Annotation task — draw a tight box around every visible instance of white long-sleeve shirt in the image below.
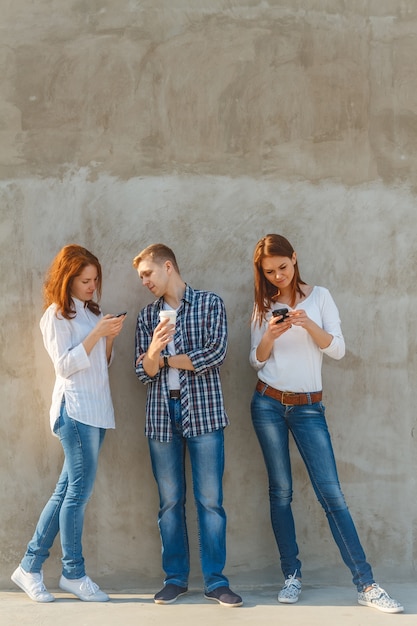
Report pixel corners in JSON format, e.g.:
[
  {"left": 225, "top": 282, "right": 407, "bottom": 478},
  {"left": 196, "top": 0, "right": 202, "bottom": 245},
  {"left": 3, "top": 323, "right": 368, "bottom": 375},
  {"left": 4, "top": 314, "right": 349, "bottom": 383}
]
[
  {"left": 40, "top": 297, "right": 115, "bottom": 433},
  {"left": 250, "top": 286, "right": 345, "bottom": 393}
]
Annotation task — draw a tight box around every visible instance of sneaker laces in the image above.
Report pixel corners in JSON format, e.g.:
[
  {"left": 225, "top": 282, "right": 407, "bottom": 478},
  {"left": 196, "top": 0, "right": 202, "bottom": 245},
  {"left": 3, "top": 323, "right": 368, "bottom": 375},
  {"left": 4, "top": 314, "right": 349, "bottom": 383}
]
[
  {"left": 283, "top": 571, "right": 300, "bottom": 589},
  {"left": 80, "top": 576, "right": 100, "bottom": 596}
]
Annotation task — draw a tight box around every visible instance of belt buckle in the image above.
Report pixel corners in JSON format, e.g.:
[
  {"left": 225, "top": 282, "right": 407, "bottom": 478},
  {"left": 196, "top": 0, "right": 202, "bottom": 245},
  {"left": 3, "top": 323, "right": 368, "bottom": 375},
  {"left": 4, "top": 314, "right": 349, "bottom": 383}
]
[{"left": 281, "top": 391, "right": 294, "bottom": 406}]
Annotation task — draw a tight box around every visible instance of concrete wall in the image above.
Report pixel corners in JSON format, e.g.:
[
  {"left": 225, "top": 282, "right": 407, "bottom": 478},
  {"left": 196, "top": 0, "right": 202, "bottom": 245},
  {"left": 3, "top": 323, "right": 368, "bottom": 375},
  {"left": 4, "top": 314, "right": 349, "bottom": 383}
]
[{"left": 1, "top": 1, "right": 416, "bottom": 590}]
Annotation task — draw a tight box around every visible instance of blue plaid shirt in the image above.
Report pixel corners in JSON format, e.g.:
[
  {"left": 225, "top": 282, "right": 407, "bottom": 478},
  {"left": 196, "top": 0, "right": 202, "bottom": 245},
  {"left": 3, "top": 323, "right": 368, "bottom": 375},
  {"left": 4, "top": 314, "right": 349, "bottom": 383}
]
[{"left": 135, "top": 284, "right": 229, "bottom": 442}]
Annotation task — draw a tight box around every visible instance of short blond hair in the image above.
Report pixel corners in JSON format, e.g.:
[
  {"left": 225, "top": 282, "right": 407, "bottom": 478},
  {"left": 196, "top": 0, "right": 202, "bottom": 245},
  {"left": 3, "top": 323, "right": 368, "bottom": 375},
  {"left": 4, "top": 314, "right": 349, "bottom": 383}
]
[{"left": 132, "top": 243, "right": 180, "bottom": 273}]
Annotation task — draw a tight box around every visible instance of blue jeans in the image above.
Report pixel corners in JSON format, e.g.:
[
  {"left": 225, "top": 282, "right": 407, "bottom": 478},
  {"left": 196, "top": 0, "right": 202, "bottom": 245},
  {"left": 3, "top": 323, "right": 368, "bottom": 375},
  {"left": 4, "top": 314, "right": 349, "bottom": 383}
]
[
  {"left": 21, "top": 401, "right": 105, "bottom": 579},
  {"left": 251, "top": 389, "right": 374, "bottom": 591},
  {"left": 148, "top": 398, "right": 228, "bottom": 592}
]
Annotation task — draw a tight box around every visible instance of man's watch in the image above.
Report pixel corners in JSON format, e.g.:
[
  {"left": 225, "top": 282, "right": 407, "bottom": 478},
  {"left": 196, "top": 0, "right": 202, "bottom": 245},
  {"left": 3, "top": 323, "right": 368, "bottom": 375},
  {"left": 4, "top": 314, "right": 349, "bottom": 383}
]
[{"left": 163, "top": 355, "right": 170, "bottom": 369}]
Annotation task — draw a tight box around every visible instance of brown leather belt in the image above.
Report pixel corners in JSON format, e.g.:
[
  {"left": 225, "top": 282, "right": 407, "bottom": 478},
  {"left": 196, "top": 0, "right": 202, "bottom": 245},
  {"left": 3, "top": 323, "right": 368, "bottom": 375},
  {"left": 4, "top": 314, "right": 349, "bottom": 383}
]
[
  {"left": 169, "top": 389, "right": 181, "bottom": 399},
  {"left": 256, "top": 381, "right": 322, "bottom": 405}
]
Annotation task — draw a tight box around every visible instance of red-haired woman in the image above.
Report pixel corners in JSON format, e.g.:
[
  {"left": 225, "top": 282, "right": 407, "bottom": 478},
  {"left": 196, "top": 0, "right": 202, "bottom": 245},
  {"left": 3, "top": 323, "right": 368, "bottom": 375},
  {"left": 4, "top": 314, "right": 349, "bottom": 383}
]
[
  {"left": 12, "top": 245, "right": 126, "bottom": 603},
  {"left": 250, "top": 234, "right": 403, "bottom": 613}
]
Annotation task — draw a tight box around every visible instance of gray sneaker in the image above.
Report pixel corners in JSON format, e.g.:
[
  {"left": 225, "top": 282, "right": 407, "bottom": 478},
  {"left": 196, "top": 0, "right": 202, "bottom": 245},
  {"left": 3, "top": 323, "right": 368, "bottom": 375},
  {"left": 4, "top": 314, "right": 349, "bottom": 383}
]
[
  {"left": 358, "top": 583, "right": 403, "bottom": 613},
  {"left": 278, "top": 572, "right": 302, "bottom": 604}
]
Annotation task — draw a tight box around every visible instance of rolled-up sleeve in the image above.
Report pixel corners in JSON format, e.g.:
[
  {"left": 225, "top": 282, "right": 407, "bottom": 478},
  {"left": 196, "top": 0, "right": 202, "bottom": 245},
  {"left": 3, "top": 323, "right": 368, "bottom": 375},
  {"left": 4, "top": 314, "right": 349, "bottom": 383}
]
[
  {"left": 249, "top": 318, "right": 268, "bottom": 371},
  {"left": 319, "top": 290, "right": 345, "bottom": 360},
  {"left": 188, "top": 295, "right": 227, "bottom": 375},
  {"left": 134, "top": 310, "right": 160, "bottom": 384}
]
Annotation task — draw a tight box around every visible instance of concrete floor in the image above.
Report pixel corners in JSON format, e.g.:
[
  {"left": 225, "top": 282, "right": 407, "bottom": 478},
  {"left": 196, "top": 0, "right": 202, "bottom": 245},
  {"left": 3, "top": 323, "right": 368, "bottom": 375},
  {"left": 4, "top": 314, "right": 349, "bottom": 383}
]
[{"left": 1, "top": 581, "right": 415, "bottom": 626}]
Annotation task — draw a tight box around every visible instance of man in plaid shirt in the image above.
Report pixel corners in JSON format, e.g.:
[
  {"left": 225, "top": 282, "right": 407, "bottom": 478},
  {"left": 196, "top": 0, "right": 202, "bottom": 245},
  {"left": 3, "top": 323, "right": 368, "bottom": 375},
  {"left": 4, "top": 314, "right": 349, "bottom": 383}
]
[{"left": 133, "top": 243, "right": 242, "bottom": 608}]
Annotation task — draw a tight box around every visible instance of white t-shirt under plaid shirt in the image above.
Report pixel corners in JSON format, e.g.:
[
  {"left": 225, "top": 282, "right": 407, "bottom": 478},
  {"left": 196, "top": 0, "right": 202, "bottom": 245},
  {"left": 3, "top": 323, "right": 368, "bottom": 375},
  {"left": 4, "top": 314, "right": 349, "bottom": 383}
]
[{"left": 135, "top": 284, "right": 230, "bottom": 442}]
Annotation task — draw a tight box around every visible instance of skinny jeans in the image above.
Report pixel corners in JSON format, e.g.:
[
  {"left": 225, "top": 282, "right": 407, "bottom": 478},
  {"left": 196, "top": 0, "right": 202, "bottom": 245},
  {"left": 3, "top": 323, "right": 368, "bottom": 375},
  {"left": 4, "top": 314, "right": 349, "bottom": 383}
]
[
  {"left": 20, "top": 401, "right": 105, "bottom": 579},
  {"left": 251, "top": 389, "right": 374, "bottom": 591}
]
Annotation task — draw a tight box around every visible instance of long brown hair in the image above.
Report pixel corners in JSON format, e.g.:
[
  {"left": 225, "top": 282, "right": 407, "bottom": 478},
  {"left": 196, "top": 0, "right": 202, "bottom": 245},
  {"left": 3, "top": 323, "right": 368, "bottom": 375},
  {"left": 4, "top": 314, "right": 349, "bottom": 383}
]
[
  {"left": 43, "top": 244, "right": 102, "bottom": 319},
  {"left": 252, "top": 234, "right": 306, "bottom": 325}
]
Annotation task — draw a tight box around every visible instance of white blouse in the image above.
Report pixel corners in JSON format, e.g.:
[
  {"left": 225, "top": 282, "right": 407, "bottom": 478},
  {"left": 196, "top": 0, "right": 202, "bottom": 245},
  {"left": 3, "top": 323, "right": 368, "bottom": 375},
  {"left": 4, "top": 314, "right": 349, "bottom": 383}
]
[
  {"left": 250, "top": 286, "right": 345, "bottom": 393},
  {"left": 40, "top": 297, "right": 115, "bottom": 433}
]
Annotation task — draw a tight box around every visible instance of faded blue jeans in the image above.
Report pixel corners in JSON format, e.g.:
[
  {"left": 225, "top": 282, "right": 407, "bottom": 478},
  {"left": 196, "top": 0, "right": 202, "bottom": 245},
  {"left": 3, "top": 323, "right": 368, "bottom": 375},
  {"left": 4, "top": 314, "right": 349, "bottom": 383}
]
[
  {"left": 20, "top": 401, "right": 105, "bottom": 579},
  {"left": 251, "top": 388, "right": 374, "bottom": 591},
  {"left": 148, "top": 398, "right": 228, "bottom": 592}
]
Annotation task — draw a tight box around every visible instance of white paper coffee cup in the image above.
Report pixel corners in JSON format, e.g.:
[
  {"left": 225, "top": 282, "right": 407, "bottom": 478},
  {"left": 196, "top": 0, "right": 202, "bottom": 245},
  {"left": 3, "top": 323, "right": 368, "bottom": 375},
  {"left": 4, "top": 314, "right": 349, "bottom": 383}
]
[{"left": 159, "top": 309, "right": 177, "bottom": 326}]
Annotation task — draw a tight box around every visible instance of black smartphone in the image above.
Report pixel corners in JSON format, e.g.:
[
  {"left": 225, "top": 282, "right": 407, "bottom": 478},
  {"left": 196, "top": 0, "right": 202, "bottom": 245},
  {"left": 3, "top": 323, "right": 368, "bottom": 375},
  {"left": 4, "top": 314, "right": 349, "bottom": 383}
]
[
  {"left": 115, "top": 311, "right": 127, "bottom": 317},
  {"left": 272, "top": 308, "right": 289, "bottom": 323}
]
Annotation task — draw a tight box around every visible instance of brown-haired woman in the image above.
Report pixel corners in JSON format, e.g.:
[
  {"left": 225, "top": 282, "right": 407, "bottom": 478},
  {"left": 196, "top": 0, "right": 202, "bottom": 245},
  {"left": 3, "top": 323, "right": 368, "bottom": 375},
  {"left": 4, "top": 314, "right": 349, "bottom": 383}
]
[
  {"left": 12, "top": 244, "right": 126, "bottom": 603},
  {"left": 250, "top": 234, "right": 403, "bottom": 613}
]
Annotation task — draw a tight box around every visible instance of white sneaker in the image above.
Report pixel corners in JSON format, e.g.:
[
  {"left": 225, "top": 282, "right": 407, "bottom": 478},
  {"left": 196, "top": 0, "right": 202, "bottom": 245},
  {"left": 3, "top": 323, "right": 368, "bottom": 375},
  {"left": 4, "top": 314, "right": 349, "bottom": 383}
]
[
  {"left": 59, "top": 575, "right": 109, "bottom": 602},
  {"left": 358, "top": 583, "right": 403, "bottom": 613},
  {"left": 11, "top": 566, "right": 55, "bottom": 603},
  {"left": 278, "top": 571, "right": 302, "bottom": 604}
]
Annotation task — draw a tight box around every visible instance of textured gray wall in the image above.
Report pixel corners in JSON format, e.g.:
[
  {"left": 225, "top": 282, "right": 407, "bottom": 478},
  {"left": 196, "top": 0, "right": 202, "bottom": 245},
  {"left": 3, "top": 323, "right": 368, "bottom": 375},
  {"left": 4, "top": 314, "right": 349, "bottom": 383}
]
[{"left": 1, "top": 1, "right": 416, "bottom": 590}]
